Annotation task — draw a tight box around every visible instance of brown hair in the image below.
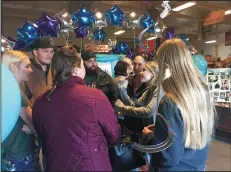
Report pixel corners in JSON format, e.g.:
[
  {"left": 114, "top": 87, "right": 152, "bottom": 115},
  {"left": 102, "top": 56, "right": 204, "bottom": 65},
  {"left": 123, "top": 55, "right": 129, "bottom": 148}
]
[
  {"left": 45, "top": 46, "right": 82, "bottom": 101},
  {"left": 135, "top": 52, "right": 154, "bottom": 62},
  {"left": 114, "top": 60, "right": 130, "bottom": 77},
  {"left": 144, "top": 61, "right": 159, "bottom": 86}
]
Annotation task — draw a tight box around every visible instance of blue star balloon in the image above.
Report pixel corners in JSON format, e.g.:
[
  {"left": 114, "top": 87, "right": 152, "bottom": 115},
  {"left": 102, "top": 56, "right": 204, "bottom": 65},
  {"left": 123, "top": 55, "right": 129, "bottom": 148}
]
[
  {"left": 178, "top": 34, "right": 189, "bottom": 44},
  {"left": 93, "top": 29, "right": 106, "bottom": 42},
  {"left": 116, "top": 41, "right": 128, "bottom": 54},
  {"left": 140, "top": 13, "right": 155, "bottom": 33},
  {"left": 106, "top": 5, "right": 124, "bottom": 26},
  {"left": 35, "top": 12, "right": 61, "bottom": 37},
  {"left": 13, "top": 39, "right": 26, "bottom": 50},
  {"left": 165, "top": 32, "right": 175, "bottom": 40},
  {"left": 16, "top": 21, "right": 40, "bottom": 46},
  {"left": 72, "top": 8, "right": 95, "bottom": 29},
  {"left": 164, "top": 28, "right": 176, "bottom": 40},
  {"left": 74, "top": 27, "right": 89, "bottom": 38},
  {"left": 127, "top": 48, "right": 136, "bottom": 59}
]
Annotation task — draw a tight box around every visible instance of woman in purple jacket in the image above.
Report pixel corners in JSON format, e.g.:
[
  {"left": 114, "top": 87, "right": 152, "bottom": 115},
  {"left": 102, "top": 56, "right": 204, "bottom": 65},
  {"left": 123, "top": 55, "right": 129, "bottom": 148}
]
[{"left": 32, "top": 46, "right": 121, "bottom": 171}]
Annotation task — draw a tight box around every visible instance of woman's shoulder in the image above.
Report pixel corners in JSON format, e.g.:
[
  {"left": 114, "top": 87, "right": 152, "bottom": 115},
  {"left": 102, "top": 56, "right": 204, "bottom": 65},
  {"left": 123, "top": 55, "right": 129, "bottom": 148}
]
[{"left": 158, "top": 96, "right": 182, "bottom": 120}]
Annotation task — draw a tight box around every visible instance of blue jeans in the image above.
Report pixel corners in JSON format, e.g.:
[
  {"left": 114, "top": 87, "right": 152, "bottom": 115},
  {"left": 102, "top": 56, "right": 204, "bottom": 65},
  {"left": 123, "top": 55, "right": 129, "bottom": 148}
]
[{"left": 3, "top": 150, "right": 41, "bottom": 171}]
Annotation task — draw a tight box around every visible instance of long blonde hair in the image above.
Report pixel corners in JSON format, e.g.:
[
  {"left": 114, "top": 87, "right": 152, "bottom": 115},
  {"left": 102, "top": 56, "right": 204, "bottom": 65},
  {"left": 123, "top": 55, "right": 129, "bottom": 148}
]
[
  {"left": 2, "top": 50, "right": 29, "bottom": 70},
  {"left": 157, "top": 38, "right": 216, "bottom": 150},
  {"left": 144, "top": 61, "right": 159, "bottom": 86}
]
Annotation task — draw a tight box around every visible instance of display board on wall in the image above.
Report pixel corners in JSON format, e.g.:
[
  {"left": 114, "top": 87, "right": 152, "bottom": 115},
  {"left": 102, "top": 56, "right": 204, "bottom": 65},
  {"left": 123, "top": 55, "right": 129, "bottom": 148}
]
[{"left": 207, "top": 68, "right": 231, "bottom": 105}]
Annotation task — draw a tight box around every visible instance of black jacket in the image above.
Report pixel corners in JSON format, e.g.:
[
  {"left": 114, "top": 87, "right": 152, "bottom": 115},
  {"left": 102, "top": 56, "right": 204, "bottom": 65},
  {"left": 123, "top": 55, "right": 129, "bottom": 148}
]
[{"left": 85, "top": 68, "right": 113, "bottom": 100}]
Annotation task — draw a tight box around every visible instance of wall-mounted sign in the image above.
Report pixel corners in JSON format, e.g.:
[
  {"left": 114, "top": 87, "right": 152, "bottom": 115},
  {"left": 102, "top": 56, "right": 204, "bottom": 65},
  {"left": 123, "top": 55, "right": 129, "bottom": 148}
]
[
  {"left": 85, "top": 44, "right": 109, "bottom": 53},
  {"left": 225, "top": 31, "right": 231, "bottom": 46},
  {"left": 203, "top": 10, "right": 225, "bottom": 26}
]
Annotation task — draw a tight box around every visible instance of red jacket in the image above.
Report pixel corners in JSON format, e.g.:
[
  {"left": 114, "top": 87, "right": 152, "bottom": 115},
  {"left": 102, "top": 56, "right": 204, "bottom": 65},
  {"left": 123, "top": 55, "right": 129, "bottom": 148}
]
[{"left": 33, "top": 76, "right": 121, "bottom": 171}]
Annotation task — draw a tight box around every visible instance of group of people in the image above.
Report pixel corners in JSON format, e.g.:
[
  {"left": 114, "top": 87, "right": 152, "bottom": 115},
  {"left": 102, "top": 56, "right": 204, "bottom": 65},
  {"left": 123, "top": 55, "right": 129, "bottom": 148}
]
[{"left": 1, "top": 37, "right": 216, "bottom": 171}]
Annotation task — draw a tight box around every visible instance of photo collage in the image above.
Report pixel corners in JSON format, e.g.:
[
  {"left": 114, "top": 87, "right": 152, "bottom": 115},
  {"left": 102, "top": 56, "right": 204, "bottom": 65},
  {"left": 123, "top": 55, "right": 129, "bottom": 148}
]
[{"left": 207, "top": 69, "right": 231, "bottom": 104}]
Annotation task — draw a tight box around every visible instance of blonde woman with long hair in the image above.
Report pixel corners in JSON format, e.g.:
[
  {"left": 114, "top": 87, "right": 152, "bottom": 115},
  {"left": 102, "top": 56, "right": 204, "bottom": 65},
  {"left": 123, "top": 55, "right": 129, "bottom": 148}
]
[
  {"left": 149, "top": 39, "right": 216, "bottom": 171},
  {"left": 115, "top": 38, "right": 216, "bottom": 171},
  {"left": 2, "top": 50, "right": 41, "bottom": 171}
]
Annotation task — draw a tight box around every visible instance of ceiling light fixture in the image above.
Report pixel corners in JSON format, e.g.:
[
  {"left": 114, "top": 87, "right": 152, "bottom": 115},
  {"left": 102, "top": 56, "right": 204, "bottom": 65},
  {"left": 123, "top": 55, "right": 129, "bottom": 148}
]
[
  {"left": 130, "top": 11, "right": 136, "bottom": 18},
  {"left": 155, "top": 28, "right": 161, "bottom": 32},
  {"left": 225, "top": 9, "right": 231, "bottom": 15},
  {"left": 172, "top": 2, "right": 196, "bottom": 12},
  {"left": 160, "top": 1, "right": 171, "bottom": 19},
  {"left": 205, "top": 40, "right": 216, "bottom": 44},
  {"left": 62, "top": 13, "right": 68, "bottom": 18},
  {"left": 114, "top": 29, "right": 126, "bottom": 35},
  {"left": 95, "top": 11, "right": 103, "bottom": 19}
]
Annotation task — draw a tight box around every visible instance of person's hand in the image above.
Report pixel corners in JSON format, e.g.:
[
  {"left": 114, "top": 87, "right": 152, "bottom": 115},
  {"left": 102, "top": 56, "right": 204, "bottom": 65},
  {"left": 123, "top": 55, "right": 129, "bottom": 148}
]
[
  {"left": 142, "top": 127, "right": 153, "bottom": 135},
  {"left": 114, "top": 99, "right": 125, "bottom": 116},
  {"left": 22, "top": 124, "right": 34, "bottom": 134}
]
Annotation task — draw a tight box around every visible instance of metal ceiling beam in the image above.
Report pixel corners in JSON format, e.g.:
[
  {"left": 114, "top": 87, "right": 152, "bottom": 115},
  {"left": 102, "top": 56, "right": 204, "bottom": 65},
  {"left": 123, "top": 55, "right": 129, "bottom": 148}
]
[{"left": 167, "top": 12, "right": 204, "bottom": 21}]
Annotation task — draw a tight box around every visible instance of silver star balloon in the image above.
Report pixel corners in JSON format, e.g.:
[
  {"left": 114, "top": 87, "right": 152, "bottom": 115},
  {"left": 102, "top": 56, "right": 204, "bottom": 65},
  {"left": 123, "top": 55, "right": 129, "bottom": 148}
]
[
  {"left": 1, "top": 36, "right": 15, "bottom": 52},
  {"left": 107, "top": 38, "right": 117, "bottom": 48},
  {"left": 155, "top": 20, "right": 167, "bottom": 32},
  {"left": 55, "top": 8, "right": 74, "bottom": 34},
  {"left": 94, "top": 10, "right": 108, "bottom": 29},
  {"left": 126, "top": 11, "right": 141, "bottom": 29}
]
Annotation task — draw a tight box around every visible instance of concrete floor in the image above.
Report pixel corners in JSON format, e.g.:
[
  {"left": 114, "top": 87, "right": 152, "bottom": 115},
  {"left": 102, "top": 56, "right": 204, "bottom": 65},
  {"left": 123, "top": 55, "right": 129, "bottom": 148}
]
[{"left": 206, "top": 139, "right": 231, "bottom": 171}]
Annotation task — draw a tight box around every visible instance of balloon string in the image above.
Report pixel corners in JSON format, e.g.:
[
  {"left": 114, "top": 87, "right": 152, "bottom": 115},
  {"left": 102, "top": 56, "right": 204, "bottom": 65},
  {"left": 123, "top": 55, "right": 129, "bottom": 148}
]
[
  {"left": 114, "top": 27, "right": 117, "bottom": 43},
  {"left": 81, "top": 38, "right": 83, "bottom": 51},
  {"left": 133, "top": 28, "right": 136, "bottom": 49}
]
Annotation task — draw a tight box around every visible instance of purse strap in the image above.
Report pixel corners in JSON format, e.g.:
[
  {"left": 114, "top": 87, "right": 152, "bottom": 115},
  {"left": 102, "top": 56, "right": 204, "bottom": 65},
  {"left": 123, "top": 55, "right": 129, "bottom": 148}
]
[{"left": 132, "top": 53, "right": 174, "bottom": 153}]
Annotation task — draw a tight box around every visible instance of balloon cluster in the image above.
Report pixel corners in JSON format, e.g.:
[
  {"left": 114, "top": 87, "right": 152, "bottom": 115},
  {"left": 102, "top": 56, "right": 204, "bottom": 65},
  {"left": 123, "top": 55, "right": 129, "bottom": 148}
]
[{"left": 3, "top": 2, "right": 194, "bottom": 56}]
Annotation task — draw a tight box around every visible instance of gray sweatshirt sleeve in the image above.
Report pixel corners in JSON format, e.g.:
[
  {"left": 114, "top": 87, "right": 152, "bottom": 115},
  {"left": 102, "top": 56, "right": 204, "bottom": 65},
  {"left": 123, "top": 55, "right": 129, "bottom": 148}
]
[{"left": 114, "top": 86, "right": 161, "bottom": 118}]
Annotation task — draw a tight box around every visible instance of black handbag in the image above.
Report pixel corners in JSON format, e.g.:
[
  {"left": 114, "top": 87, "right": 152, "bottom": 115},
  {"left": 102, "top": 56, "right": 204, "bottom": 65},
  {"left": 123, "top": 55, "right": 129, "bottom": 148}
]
[
  {"left": 108, "top": 113, "right": 173, "bottom": 171},
  {"left": 109, "top": 140, "right": 146, "bottom": 171},
  {"left": 109, "top": 59, "right": 174, "bottom": 171}
]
